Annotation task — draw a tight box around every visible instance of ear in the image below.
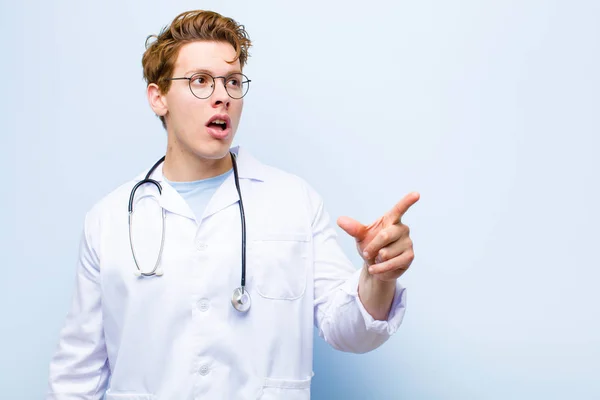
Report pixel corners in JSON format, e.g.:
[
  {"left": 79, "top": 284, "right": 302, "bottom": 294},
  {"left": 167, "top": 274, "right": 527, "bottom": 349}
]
[{"left": 147, "top": 83, "right": 168, "bottom": 118}]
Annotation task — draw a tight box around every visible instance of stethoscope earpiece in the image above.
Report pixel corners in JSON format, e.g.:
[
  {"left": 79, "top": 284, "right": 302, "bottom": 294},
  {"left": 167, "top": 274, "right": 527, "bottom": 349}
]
[{"left": 128, "top": 151, "right": 251, "bottom": 312}]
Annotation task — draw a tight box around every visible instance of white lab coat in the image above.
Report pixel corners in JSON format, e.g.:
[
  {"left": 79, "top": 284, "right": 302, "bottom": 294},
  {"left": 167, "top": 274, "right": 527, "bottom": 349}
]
[{"left": 47, "top": 146, "right": 407, "bottom": 400}]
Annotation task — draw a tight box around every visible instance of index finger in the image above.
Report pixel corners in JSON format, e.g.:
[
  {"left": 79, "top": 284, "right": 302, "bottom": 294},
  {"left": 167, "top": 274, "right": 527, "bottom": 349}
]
[{"left": 387, "top": 192, "right": 420, "bottom": 222}]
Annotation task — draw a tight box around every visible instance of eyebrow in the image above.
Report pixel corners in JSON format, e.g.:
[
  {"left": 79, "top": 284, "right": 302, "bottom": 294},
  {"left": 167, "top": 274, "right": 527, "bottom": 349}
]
[{"left": 184, "top": 68, "right": 242, "bottom": 76}]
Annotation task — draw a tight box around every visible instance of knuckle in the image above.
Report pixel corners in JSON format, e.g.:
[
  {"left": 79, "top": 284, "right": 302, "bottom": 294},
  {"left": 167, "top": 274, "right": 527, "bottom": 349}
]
[{"left": 380, "top": 231, "right": 389, "bottom": 242}]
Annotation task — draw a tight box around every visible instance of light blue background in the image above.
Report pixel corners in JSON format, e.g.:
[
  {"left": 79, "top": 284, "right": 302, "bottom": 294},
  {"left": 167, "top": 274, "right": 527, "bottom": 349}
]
[{"left": 1, "top": 0, "right": 599, "bottom": 399}]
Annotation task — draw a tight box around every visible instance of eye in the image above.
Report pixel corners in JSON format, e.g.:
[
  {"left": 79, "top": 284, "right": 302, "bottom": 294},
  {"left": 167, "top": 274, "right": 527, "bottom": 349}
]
[
  {"left": 190, "top": 73, "right": 211, "bottom": 87},
  {"left": 227, "top": 77, "right": 240, "bottom": 87}
]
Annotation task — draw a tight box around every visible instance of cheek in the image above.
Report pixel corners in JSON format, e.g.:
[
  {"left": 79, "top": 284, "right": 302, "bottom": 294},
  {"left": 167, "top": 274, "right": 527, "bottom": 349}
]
[
  {"left": 171, "top": 97, "right": 209, "bottom": 125},
  {"left": 231, "top": 101, "right": 244, "bottom": 127}
]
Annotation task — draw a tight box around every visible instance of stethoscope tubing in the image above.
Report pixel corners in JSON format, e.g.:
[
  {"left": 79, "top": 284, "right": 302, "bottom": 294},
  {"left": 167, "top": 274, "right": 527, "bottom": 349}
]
[{"left": 127, "top": 152, "right": 249, "bottom": 310}]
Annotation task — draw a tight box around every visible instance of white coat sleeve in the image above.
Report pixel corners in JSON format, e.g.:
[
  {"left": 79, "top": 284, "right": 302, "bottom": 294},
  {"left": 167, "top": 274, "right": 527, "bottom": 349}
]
[
  {"left": 309, "top": 186, "right": 407, "bottom": 354},
  {"left": 47, "top": 210, "right": 110, "bottom": 399}
]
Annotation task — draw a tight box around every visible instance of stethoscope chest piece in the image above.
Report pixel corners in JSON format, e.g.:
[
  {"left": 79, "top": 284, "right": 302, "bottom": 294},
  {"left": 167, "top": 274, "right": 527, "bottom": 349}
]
[{"left": 231, "top": 287, "right": 251, "bottom": 312}]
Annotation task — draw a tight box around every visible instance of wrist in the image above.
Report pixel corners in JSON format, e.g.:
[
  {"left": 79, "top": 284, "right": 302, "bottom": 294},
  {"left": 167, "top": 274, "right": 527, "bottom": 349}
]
[
  {"left": 358, "top": 264, "right": 397, "bottom": 321},
  {"left": 361, "top": 263, "right": 396, "bottom": 291}
]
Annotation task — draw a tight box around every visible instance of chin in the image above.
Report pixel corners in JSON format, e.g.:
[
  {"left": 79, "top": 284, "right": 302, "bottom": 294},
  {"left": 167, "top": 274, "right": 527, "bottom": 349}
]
[{"left": 192, "top": 138, "right": 234, "bottom": 160}]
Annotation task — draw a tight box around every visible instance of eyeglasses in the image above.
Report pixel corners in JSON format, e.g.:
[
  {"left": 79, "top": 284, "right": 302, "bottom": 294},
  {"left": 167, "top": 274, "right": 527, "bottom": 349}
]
[{"left": 166, "top": 72, "right": 251, "bottom": 100}]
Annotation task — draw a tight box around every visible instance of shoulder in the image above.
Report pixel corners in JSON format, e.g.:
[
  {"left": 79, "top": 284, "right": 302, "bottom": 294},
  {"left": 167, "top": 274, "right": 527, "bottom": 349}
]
[
  {"left": 252, "top": 157, "right": 322, "bottom": 204},
  {"left": 84, "top": 169, "right": 147, "bottom": 230},
  {"left": 242, "top": 150, "right": 324, "bottom": 223}
]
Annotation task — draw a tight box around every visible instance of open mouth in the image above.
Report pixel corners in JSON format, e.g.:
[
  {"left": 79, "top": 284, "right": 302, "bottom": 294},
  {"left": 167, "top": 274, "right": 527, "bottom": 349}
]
[
  {"left": 207, "top": 119, "right": 228, "bottom": 131},
  {"left": 206, "top": 115, "right": 231, "bottom": 131}
]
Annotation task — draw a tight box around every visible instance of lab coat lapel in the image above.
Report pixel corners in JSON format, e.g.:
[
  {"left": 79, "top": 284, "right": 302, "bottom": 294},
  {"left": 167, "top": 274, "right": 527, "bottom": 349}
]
[
  {"left": 136, "top": 147, "right": 266, "bottom": 222},
  {"left": 158, "top": 182, "right": 195, "bottom": 220},
  {"left": 200, "top": 172, "right": 240, "bottom": 222},
  {"left": 137, "top": 162, "right": 195, "bottom": 220},
  {"left": 199, "top": 146, "right": 266, "bottom": 222}
]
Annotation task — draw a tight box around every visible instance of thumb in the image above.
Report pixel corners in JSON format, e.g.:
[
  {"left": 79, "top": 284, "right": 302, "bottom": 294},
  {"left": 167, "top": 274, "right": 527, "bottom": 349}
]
[{"left": 337, "top": 216, "right": 368, "bottom": 241}]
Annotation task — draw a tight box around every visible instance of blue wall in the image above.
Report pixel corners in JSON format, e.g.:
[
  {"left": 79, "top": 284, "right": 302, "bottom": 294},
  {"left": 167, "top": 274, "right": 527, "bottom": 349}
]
[{"left": 1, "top": 0, "right": 599, "bottom": 398}]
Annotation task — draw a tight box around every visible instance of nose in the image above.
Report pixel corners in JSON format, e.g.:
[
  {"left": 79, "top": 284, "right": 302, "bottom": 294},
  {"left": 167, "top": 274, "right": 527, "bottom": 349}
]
[{"left": 211, "top": 78, "right": 230, "bottom": 109}]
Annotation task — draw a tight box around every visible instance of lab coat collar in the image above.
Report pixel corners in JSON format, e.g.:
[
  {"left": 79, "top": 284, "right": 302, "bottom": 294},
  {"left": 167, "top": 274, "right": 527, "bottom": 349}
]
[
  {"left": 200, "top": 145, "right": 267, "bottom": 222},
  {"left": 133, "top": 146, "right": 267, "bottom": 221}
]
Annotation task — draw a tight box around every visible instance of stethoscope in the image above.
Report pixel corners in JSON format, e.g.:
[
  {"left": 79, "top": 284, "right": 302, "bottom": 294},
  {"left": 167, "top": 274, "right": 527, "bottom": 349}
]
[{"left": 127, "top": 151, "right": 251, "bottom": 313}]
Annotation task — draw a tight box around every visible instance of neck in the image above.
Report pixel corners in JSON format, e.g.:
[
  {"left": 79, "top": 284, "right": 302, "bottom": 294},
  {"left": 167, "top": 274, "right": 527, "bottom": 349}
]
[{"left": 162, "top": 146, "right": 233, "bottom": 182}]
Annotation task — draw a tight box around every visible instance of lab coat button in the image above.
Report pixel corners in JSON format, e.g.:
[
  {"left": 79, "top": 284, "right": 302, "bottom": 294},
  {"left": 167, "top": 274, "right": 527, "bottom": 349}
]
[
  {"left": 199, "top": 364, "right": 210, "bottom": 376},
  {"left": 197, "top": 298, "right": 210, "bottom": 312},
  {"left": 197, "top": 242, "right": 208, "bottom": 251}
]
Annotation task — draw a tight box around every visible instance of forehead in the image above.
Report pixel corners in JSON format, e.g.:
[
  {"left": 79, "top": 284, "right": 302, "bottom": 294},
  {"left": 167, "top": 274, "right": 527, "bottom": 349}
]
[{"left": 174, "top": 41, "right": 240, "bottom": 75}]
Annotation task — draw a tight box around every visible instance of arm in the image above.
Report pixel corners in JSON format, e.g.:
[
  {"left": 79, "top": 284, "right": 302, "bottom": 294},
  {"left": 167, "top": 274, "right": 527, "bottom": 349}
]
[
  {"left": 47, "top": 211, "right": 110, "bottom": 400},
  {"left": 310, "top": 187, "right": 407, "bottom": 354},
  {"left": 357, "top": 268, "right": 397, "bottom": 321},
  {"left": 338, "top": 191, "right": 419, "bottom": 320}
]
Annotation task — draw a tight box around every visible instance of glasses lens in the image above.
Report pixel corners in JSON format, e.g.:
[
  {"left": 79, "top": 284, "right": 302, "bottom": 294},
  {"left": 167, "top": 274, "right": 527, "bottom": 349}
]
[
  {"left": 224, "top": 73, "right": 250, "bottom": 99},
  {"left": 189, "top": 73, "right": 214, "bottom": 99}
]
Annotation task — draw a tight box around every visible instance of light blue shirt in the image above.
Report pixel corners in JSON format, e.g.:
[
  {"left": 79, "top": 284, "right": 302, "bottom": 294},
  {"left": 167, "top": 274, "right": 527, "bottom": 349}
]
[{"left": 165, "top": 168, "right": 233, "bottom": 222}]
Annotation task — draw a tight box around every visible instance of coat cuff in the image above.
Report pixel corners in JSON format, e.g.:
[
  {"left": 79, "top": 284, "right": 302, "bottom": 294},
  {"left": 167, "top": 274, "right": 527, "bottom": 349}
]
[{"left": 341, "top": 268, "right": 407, "bottom": 335}]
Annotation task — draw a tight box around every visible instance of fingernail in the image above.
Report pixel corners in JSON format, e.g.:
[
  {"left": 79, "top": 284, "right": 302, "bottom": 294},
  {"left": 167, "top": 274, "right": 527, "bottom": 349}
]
[
  {"left": 363, "top": 251, "right": 369, "bottom": 258},
  {"left": 368, "top": 267, "right": 374, "bottom": 274}
]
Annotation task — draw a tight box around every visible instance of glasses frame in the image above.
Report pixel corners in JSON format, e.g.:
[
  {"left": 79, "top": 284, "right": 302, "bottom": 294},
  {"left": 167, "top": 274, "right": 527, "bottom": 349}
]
[{"left": 166, "top": 72, "right": 251, "bottom": 100}]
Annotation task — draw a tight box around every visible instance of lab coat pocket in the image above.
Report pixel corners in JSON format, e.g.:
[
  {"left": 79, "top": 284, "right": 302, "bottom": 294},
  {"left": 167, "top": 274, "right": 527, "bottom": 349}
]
[
  {"left": 251, "top": 232, "right": 310, "bottom": 300},
  {"left": 257, "top": 376, "right": 312, "bottom": 400},
  {"left": 105, "top": 393, "right": 156, "bottom": 400}
]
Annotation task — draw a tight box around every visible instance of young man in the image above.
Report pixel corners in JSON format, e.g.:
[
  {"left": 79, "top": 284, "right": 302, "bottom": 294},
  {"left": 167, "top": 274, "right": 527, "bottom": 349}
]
[{"left": 47, "top": 10, "right": 419, "bottom": 400}]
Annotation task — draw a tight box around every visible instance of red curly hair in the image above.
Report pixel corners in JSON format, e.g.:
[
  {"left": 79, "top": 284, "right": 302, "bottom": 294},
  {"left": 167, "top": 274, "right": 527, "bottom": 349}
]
[{"left": 142, "top": 10, "right": 252, "bottom": 127}]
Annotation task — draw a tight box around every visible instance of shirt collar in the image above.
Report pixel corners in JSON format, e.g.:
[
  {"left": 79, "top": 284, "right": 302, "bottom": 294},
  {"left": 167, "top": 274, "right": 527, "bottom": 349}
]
[{"left": 131, "top": 145, "right": 267, "bottom": 221}]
